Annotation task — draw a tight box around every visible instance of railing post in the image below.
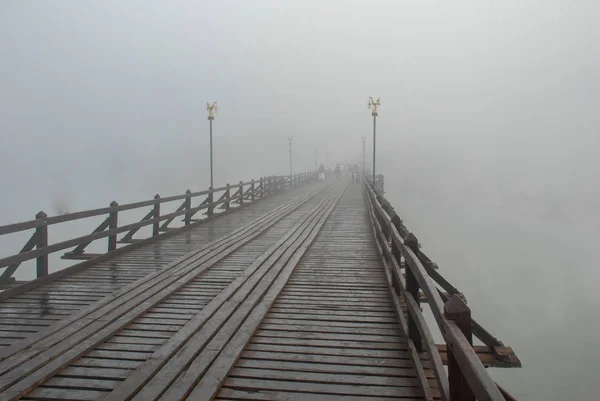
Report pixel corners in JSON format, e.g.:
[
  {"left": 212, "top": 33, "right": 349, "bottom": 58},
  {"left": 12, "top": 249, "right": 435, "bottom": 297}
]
[
  {"left": 224, "top": 184, "right": 230, "bottom": 210},
  {"left": 239, "top": 181, "right": 244, "bottom": 206},
  {"left": 184, "top": 189, "right": 192, "bottom": 226},
  {"left": 259, "top": 177, "right": 265, "bottom": 199},
  {"left": 404, "top": 232, "right": 423, "bottom": 352},
  {"left": 108, "top": 201, "right": 118, "bottom": 251},
  {"left": 35, "top": 211, "right": 48, "bottom": 278},
  {"left": 390, "top": 239, "right": 401, "bottom": 295},
  {"left": 153, "top": 194, "right": 160, "bottom": 236},
  {"left": 207, "top": 187, "right": 214, "bottom": 217},
  {"left": 445, "top": 295, "right": 476, "bottom": 401},
  {"left": 251, "top": 179, "right": 255, "bottom": 202}
]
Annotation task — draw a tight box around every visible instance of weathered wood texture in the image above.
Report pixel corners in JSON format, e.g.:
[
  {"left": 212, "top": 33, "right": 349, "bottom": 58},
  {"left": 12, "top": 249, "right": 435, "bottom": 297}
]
[
  {"left": 213, "top": 183, "right": 426, "bottom": 401},
  {"left": 0, "top": 184, "right": 320, "bottom": 350},
  {"left": 0, "top": 178, "right": 519, "bottom": 401},
  {"left": 0, "top": 184, "right": 341, "bottom": 401}
]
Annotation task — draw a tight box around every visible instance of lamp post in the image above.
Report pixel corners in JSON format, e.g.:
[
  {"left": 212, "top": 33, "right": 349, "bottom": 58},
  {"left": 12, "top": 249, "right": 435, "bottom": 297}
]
[
  {"left": 288, "top": 137, "right": 293, "bottom": 177},
  {"left": 360, "top": 135, "right": 366, "bottom": 180},
  {"left": 368, "top": 97, "right": 380, "bottom": 190},
  {"left": 206, "top": 101, "right": 218, "bottom": 189}
]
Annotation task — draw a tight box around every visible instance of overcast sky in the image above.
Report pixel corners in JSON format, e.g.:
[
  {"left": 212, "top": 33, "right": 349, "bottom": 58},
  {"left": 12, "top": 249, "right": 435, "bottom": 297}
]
[
  {"left": 2, "top": 1, "right": 598, "bottom": 218},
  {"left": 1, "top": 2, "right": 599, "bottom": 399}
]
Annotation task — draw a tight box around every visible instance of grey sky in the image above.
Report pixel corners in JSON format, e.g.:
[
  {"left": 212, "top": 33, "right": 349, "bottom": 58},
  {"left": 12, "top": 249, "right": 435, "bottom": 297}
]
[{"left": 1, "top": 1, "right": 600, "bottom": 399}]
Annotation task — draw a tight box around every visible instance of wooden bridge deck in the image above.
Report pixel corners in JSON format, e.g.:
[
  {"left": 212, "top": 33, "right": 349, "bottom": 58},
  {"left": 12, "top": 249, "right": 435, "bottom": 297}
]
[
  {"left": 0, "top": 183, "right": 325, "bottom": 349},
  {"left": 0, "top": 179, "right": 516, "bottom": 401},
  {"left": 213, "top": 184, "right": 425, "bottom": 401}
]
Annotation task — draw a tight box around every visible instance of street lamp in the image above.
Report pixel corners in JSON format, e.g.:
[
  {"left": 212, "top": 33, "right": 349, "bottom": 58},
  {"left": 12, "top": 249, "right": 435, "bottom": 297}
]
[
  {"left": 360, "top": 135, "right": 366, "bottom": 179},
  {"left": 367, "top": 97, "right": 380, "bottom": 190},
  {"left": 288, "top": 137, "right": 293, "bottom": 177},
  {"left": 206, "top": 101, "right": 218, "bottom": 189}
]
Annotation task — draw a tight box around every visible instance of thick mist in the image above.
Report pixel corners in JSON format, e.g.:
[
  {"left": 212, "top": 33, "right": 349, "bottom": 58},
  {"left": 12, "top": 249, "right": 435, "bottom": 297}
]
[{"left": 1, "top": 1, "right": 599, "bottom": 399}]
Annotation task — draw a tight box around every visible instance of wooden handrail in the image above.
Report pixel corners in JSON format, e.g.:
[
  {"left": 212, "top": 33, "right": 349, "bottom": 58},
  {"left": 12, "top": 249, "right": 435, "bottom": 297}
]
[
  {"left": 0, "top": 171, "right": 317, "bottom": 284},
  {"left": 364, "top": 178, "right": 509, "bottom": 401}
]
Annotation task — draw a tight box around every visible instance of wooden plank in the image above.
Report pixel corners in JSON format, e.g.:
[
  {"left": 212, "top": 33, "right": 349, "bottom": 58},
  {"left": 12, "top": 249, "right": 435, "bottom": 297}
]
[
  {"left": 70, "top": 357, "right": 139, "bottom": 370},
  {"left": 235, "top": 358, "right": 425, "bottom": 378},
  {"left": 216, "top": 388, "right": 423, "bottom": 401},
  {"left": 259, "top": 323, "right": 402, "bottom": 336},
  {"left": 261, "top": 317, "right": 401, "bottom": 329},
  {"left": 254, "top": 329, "right": 402, "bottom": 343},
  {"left": 250, "top": 336, "right": 406, "bottom": 350},
  {"left": 21, "top": 386, "right": 108, "bottom": 400},
  {"left": 41, "top": 376, "right": 118, "bottom": 391},
  {"left": 95, "top": 342, "right": 158, "bottom": 353},
  {"left": 220, "top": 377, "right": 423, "bottom": 398},
  {"left": 228, "top": 367, "right": 421, "bottom": 387},
  {"left": 265, "top": 311, "right": 397, "bottom": 323},
  {"left": 57, "top": 366, "right": 130, "bottom": 380},
  {"left": 244, "top": 343, "right": 411, "bottom": 359},
  {"left": 85, "top": 350, "right": 153, "bottom": 361},
  {"left": 106, "top": 336, "right": 165, "bottom": 346}
]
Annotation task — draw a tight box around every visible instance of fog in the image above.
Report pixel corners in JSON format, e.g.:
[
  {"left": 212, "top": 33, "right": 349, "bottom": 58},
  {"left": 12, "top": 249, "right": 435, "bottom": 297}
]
[{"left": 1, "top": 1, "right": 599, "bottom": 399}]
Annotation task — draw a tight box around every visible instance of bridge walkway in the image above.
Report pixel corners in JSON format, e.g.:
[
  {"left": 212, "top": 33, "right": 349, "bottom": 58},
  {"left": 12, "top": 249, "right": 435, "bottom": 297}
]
[
  {"left": 0, "top": 182, "right": 326, "bottom": 349},
  {"left": 0, "top": 182, "right": 463, "bottom": 401}
]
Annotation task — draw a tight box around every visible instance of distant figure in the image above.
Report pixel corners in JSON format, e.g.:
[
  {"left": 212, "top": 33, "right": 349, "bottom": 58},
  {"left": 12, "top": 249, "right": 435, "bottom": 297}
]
[{"left": 318, "top": 164, "right": 325, "bottom": 182}]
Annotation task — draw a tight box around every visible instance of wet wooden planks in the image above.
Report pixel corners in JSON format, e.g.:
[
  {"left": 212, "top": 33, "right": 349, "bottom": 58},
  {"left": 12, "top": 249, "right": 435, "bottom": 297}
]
[
  {"left": 0, "top": 185, "right": 316, "bottom": 349},
  {"left": 214, "top": 183, "right": 425, "bottom": 401},
  {"left": 2, "top": 182, "right": 428, "bottom": 401},
  {"left": 11, "top": 185, "right": 338, "bottom": 401}
]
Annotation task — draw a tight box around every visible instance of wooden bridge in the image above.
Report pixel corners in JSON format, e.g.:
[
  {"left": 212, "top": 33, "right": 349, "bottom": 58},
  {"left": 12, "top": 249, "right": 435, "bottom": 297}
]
[{"left": 0, "top": 173, "right": 520, "bottom": 401}]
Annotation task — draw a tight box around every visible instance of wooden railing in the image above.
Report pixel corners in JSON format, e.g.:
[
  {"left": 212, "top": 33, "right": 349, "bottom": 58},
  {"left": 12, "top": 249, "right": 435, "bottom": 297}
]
[
  {"left": 363, "top": 178, "right": 519, "bottom": 401},
  {"left": 0, "top": 172, "right": 317, "bottom": 286}
]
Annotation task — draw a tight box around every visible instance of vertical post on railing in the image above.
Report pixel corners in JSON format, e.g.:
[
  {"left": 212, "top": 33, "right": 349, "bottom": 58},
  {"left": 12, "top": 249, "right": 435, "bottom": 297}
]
[
  {"left": 153, "top": 194, "right": 160, "bottom": 236},
  {"left": 445, "top": 295, "right": 476, "bottom": 401},
  {"left": 224, "top": 184, "right": 230, "bottom": 210},
  {"left": 184, "top": 189, "right": 192, "bottom": 226},
  {"left": 390, "top": 239, "right": 401, "bottom": 295},
  {"left": 239, "top": 181, "right": 244, "bottom": 205},
  {"left": 108, "top": 201, "right": 118, "bottom": 251},
  {"left": 404, "top": 232, "right": 423, "bottom": 352},
  {"left": 35, "top": 211, "right": 48, "bottom": 278},
  {"left": 207, "top": 187, "right": 214, "bottom": 217},
  {"left": 251, "top": 179, "right": 255, "bottom": 202},
  {"left": 259, "top": 177, "right": 264, "bottom": 199}
]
